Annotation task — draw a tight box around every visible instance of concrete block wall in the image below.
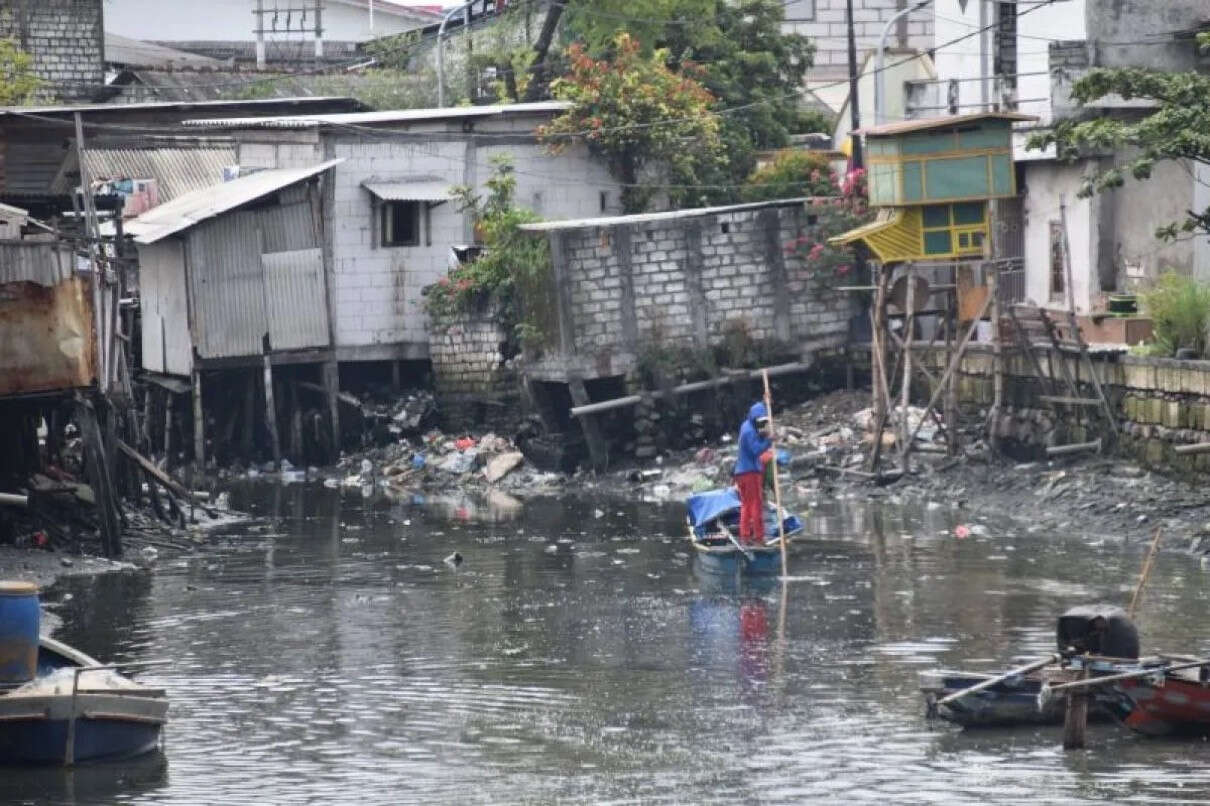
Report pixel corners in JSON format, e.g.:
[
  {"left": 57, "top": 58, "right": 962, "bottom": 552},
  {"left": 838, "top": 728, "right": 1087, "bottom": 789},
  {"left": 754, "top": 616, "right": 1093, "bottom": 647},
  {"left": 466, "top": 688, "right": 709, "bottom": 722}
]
[
  {"left": 0, "top": 0, "right": 104, "bottom": 102},
  {"left": 946, "top": 345, "right": 1210, "bottom": 475},
  {"left": 429, "top": 309, "right": 513, "bottom": 394},
  {"left": 529, "top": 201, "right": 852, "bottom": 381},
  {"left": 427, "top": 306, "right": 519, "bottom": 431}
]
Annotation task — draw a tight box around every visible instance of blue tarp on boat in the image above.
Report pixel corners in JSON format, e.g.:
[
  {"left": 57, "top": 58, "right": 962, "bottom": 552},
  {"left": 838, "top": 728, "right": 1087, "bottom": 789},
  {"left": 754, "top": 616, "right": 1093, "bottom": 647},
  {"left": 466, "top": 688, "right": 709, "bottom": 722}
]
[
  {"left": 687, "top": 488, "right": 742, "bottom": 530},
  {"left": 687, "top": 488, "right": 805, "bottom": 540}
]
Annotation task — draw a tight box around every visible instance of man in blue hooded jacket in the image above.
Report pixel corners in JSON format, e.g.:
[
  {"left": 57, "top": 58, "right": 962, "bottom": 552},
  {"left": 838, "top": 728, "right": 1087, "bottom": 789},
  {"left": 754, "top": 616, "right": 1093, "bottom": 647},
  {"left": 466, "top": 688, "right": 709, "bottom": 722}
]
[{"left": 734, "top": 402, "right": 774, "bottom": 545}]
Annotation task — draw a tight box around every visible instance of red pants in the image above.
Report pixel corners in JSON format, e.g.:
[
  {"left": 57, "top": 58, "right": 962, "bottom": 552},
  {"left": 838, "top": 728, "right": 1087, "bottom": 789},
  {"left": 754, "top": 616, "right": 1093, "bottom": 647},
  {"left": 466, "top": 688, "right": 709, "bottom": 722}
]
[{"left": 735, "top": 472, "right": 765, "bottom": 545}]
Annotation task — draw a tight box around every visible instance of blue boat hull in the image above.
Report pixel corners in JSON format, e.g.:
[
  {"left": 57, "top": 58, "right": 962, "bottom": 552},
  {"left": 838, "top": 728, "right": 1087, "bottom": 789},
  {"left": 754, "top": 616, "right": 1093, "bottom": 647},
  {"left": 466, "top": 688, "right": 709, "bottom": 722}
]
[
  {"left": 0, "top": 638, "right": 168, "bottom": 766},
  {"left": 921, "top": 669, "right": 1109, "bottom": 728},
  {"left": 695, "top": 547, "right": 782, "bottom": 576},
  {"left": 0, "top": 716, "right": 161, "bottom": 765}
]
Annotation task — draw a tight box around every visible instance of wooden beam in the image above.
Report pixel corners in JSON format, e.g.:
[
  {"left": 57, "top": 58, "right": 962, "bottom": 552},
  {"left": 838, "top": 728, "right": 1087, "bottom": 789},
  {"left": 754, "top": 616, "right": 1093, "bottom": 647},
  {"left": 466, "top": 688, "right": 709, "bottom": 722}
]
[
  {"left": 1174, "top": 442, "right": 1210, "bottom": 455},
  {"left": 1046, "top": 439, "right": 1101, "bottom": 456},
  {"left": 263, "top": 352, "right": 281, "bottom": 466},
  {"left": 191, "top": 370, "right": 205, "bottom": 468},
  {"left": 1038, "top": 396, "right": 1102, "bottom": 406},
  {"left": 116, "top": 439, "right": 218, "bottom": 517}
]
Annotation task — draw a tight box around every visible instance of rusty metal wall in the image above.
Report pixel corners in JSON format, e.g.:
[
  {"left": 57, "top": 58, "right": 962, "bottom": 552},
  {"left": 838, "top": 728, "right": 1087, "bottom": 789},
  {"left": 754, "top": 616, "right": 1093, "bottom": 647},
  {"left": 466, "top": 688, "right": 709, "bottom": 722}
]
[
  {"left": 185, "top": 187, "right": 326, "bottom": 360},
  {"left": 0, "top": 276, "right": 97, "bottom": 397},
  {"left": 0, "top": 241, "right": 76, "bottom": 286}
]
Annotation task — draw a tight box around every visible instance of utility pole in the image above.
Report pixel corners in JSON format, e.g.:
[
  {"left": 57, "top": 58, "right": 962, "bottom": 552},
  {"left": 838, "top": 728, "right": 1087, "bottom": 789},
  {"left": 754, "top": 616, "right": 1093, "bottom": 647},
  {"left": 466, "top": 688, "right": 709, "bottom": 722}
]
[
  {"left": 846, "top": 0, "right": 864, "bottom": 170},
  {"left": 251, "top": 1, "right": 324, "bottom": 68},
  {"left": 255, "top": 0, "right": 266, "bottom": 69}
]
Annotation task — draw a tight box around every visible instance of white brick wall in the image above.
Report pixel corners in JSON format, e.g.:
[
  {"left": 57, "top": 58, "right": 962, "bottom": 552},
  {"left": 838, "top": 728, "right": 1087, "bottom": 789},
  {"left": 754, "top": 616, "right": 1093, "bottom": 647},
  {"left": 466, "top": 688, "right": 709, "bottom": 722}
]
[{"left": 322, "top": 130, "right": 620, "bottom": 353}]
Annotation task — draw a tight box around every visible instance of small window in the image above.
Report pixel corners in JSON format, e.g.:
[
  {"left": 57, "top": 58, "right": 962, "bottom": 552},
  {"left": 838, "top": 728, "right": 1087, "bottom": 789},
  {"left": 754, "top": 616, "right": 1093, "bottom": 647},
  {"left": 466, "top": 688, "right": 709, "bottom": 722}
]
[
  {"left": 381, "top": 201, "right": 420, "bottom": 247},
  {"left": 922, "top": 205, "right": 950, "bottom": 228}
]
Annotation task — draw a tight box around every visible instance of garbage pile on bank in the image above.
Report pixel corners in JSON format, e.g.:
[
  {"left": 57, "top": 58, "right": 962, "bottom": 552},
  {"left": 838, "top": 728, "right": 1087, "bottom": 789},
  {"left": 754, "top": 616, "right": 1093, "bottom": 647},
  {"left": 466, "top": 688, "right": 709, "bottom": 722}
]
[{"left": 324, "top": 429, "right": 564, "bottom": 497}]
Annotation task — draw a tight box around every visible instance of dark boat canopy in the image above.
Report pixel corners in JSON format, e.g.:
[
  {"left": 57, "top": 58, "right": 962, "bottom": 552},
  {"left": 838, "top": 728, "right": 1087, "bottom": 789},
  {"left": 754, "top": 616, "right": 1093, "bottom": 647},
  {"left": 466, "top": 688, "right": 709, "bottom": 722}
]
[{"left": 1056, "top": 605, "right": 1140, "bottom": 659}]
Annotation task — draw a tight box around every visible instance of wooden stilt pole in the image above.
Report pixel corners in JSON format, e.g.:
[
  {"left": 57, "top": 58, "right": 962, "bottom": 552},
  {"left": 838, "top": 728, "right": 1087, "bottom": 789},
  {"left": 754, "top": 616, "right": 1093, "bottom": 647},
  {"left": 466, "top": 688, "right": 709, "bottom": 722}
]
[
  {"left": 762, "top": 369, "right": 788, "bottom": 576},
  {"left": 1063, "top": 666, "right": 1090, "bottom": 750},
  {"left": 867, "top": 265, "right": 894, "bottom": 472},
  {"left": 191, "top": 369, "right": 205, "bottom": 468},
  {"left": 945, "top": 282, "right": 959, "bottom": 456},
  {"left": 900, "top": 266, "right": 916, "bottom": 468},
  {"left": 263, "top": 352, "right": 282, "bottom": 467},
  {"left": 162, "top": 389, "right": 173, "bottom": 470},
  {"left": 988, "top": 265, "right": 1003, "bottom": 451},
  {"left": 323, "top": 360, "right": 341, "bottom": 461}
]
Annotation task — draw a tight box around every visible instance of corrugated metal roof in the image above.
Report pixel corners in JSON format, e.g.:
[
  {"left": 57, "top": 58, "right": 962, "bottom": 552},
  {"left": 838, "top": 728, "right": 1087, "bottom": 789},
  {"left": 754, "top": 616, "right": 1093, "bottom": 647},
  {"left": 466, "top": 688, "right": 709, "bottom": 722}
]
[
  {"left": 49, "top": 145, "right": 238, "bottom": 201},
  {"left": 111, "top": 70, "right": 338, "bottom": 103},
  {"left": 0, "top": 241, "right": 76, "bottom": 286},
  {"left": 362, "top": 176, "right": 452, "bottom": 202},
  {"left": 126, "top": 159, "right": 343, "bottom": 244},
  {"left": 183, "top": 101, "right": 570, "bottom": 129},
  {"left": 0, "top": 97, "right": 362, "bottom": 116},
  {"left": 857, "top": 112, "right": 1038, "bottom": 137},
  {"left": 104, "top": 33, "right": 225, "bottom": 69}
]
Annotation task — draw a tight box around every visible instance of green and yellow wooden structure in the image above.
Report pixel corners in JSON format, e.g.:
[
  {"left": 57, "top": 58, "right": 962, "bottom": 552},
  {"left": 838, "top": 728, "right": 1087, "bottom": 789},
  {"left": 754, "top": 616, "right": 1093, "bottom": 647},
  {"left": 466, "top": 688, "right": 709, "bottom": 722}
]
[{"left": 831, "top": 112, "right": 1037, "bottom": 262}]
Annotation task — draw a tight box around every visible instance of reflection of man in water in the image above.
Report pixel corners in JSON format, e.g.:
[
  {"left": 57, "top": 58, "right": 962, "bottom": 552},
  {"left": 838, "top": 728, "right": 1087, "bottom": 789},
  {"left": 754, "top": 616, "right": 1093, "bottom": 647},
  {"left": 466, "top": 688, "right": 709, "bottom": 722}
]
[{"left": 739, "top": 598, "right": 769, "bottom": 685}]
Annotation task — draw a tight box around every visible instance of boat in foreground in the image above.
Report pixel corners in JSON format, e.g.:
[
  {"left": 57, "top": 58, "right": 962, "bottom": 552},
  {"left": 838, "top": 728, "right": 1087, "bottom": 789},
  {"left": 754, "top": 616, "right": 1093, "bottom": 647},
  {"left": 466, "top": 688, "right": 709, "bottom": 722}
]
[
  {"left": 922, "top": 605, "right": 1136, "bottom": 730},
  {"left": 0, "top": 635, "right": 169, "bottom": 765},
  {"left": 686, "top": 488, "right": 805, "bottom": 575},
  {"left": 920, "top": 668, "right": 1072, "bottom": 727}
]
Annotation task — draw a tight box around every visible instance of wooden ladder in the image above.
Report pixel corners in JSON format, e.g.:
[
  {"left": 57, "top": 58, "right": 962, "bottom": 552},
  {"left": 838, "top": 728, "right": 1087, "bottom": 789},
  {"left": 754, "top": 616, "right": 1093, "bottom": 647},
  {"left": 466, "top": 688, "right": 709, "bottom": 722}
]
[{"left": 1006, "top": 303, "right": 1117, "bottom": 456}]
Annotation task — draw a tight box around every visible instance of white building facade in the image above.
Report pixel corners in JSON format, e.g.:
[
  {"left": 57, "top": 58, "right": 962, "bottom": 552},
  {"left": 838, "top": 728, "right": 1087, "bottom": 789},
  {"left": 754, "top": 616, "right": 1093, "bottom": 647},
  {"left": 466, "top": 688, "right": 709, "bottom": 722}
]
[
  {"left": 103, "top": 0, "right": 434, "bottom": 47},
  {"left": 185, "top": 103, "right": 623, "bottom": 363}
]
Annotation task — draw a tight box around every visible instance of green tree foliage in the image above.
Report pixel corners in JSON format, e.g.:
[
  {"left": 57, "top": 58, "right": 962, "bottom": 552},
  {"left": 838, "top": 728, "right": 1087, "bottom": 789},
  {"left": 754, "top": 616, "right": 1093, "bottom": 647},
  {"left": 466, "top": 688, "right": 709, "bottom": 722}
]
[
  {"left": 740, "top": 149, "right": 836, "bottom": 203},
  {"left": 1136, "top": 271, "right": 1210, "bottom": 358},
  {"left": 539, "top": 33, "right": 726, "bottom": 213},
  {"left": 423, "top": 156, "right": 548, "bottom": 327},
  {"left": 0, "top": 38, "right": 42, "bottom": 105},
  {"left": 558, "top": 0, "right": 814, "bottom": 198},
  {"left": 1028, "top": 64, "right": 1210, "bottom": 240}
]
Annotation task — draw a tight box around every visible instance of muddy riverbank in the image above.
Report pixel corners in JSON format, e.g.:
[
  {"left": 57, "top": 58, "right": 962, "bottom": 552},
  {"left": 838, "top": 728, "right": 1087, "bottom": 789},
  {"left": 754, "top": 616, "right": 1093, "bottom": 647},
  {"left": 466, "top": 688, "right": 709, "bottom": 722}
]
[{"left": 5, "top": 388, "right": 1208, "bottom": 588}]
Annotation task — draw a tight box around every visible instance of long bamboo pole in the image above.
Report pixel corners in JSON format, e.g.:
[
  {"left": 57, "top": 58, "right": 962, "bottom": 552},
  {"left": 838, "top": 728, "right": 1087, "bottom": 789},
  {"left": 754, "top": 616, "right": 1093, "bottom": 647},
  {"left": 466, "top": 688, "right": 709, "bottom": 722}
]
[
  {"left": 762, "top": 369, "right": 788, "bottom": 576},
  {"left": 934, "top": 653, "right": 1060, "bottom": 708},
  {"left": 1128, "top": 527, "right": 1163, "bottom": 619}
]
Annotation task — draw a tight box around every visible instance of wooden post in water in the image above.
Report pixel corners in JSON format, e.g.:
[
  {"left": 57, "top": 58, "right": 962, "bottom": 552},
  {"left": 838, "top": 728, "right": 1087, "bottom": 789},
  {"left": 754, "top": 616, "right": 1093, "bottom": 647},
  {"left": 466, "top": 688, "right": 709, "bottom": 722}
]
[
  {"left": 263, "top": 351, "right": 282, "bottom": 467},
  {"left": 1063, "top": 666, "right": 1090, "bottom": 750},
  {"left": 192, "top": 369, "right": 205, "bottom": 468},
  {"left": 762, "top": 369, "right": 788, "bottom": 576}
]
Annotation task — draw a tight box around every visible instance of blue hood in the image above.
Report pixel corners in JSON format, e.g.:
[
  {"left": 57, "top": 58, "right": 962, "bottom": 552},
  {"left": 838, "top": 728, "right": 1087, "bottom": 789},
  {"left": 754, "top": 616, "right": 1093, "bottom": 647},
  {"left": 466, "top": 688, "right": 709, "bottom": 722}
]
[{"left": 747, "top": 402, "right": 767, "bottom": 424}]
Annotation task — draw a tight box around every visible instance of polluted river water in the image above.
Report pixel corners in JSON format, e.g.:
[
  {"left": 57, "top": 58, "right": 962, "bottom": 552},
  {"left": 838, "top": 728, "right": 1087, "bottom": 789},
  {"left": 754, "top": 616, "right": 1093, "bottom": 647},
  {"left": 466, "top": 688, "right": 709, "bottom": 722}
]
[{"left": 7, "top": 483, "right": 1210, "bottom": 805}]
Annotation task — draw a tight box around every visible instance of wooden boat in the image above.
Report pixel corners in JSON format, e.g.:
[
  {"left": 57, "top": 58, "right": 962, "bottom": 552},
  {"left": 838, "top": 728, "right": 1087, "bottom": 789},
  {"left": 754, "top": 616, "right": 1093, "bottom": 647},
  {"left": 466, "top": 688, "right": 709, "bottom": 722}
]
[
  {"left": 686, "top": 488, "right": 804, "bottom": 576},
  {"left": 1087, "top": 656, "right": 1210, "bottom": 737},
  {"left": 0, "top": 637, "right": 168, "bottom": 765},
  {"left": 920, "top": 668, "right": 1068, "bottom": 727},
  {"left": 922, "top": 605, "right": 1136, "bottom": 729}
]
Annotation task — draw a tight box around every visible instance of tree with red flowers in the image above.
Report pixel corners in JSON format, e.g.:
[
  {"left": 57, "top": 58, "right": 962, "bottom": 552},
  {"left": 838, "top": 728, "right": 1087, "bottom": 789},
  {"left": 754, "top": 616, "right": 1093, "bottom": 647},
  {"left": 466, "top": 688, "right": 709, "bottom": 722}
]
[
  {"left": 538, "top": 32, "right": 727, "bottom": 213},
  {"left": 782, "top": 166, "right": 874, "bottom": 289}
]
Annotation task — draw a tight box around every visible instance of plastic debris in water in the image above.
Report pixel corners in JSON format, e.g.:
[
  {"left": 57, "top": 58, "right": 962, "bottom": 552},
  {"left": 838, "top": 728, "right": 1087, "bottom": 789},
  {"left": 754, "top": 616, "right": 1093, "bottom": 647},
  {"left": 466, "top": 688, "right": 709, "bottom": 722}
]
[
  {"left": 444, "top": 552, "right": 463, "bottom": 567},
  {"left": 953, "top": 524, "right": 971, "bottom": 539}
]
